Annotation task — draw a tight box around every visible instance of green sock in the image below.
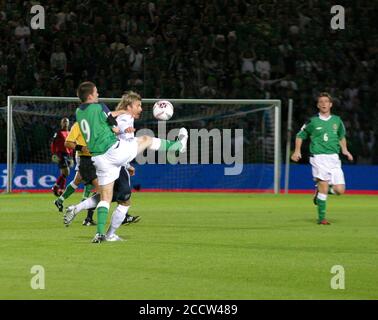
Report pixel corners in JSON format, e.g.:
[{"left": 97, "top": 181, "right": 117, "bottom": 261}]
[
  {"left": 97, "top": 206, "right": 109, "bottom": 234},
  {"left": 59, "top": 183, "right": 76, "bottom": 201},
  {"left": 83, "top": 184, "right": 93, "bottom": 200},
  {"left": 159, "top": 139, "right": 182, "bottom": 152},
  {"left": 317, "top": 199, "right": 327, "bottom": 222}
]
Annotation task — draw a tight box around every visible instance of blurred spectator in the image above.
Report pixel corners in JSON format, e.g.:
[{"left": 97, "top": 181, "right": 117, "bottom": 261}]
[
  {"left": 14, "top": 18, "right": 30, "bottom": 52},
  {"left": 241, "top": 49, "right": 256, "bottom": 75},
  {"left": 110, "top": 35, "right": 126, "bottom": 52},
  {"left": 255, "top": 54, "right": 271, "bottom": 79},
  {"left": 50, "top": 44, "right": 67, "bottom": 78}
]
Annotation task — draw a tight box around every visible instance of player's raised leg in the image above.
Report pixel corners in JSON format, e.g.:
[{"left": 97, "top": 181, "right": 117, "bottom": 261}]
[{"left": 136, "top": 128, "right": 188, "bottom": 155}]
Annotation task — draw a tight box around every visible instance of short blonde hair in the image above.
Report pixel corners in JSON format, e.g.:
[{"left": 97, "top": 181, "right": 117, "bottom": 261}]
[
  {"left": 318, "top": 92, "right": 333, "bottom": 103},
  {"left": 116, "top": 91, "right": 141, "bottom": 111}
]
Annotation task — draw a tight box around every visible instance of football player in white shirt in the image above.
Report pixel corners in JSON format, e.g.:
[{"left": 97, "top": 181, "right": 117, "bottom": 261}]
[{"left": 105, "top": 95, "right": 142, "bottom": 241}]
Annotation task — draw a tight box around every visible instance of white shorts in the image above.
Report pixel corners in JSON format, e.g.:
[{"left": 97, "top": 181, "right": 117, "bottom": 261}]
[
  {"left": 309, "top": 154, "right": 345, "bottom": 185},
  {"left": 92, "top": 138, "right": 138, "bottom": 186}
]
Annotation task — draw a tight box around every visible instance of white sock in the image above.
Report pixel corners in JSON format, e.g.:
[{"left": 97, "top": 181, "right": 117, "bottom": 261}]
[
  {"left": 317, "top": 193, "right": 328, "bottom": 201},
  {"left": 107, "top": 205, "right": 130, "bottom": 237},
  {"left": 75, "top": 194, "right": 100, "bottom": 213},
  {"left": 150, "top": 137, "right": 162, "bottom": 150}
]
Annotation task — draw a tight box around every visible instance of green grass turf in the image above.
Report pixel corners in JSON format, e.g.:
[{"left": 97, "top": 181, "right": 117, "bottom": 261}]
[{"left": 0, "top": 192, "right": 377, "bottom": 300}]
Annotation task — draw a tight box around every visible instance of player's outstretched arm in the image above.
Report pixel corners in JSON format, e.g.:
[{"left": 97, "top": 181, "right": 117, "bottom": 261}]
[{"left": 291, "top": 138, "right": 303, "bottom": 162}]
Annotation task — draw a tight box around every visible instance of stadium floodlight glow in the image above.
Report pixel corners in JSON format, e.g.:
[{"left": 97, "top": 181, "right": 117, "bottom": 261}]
[{"left": 6, "top": 96, "right": 281, "bottom": 194}]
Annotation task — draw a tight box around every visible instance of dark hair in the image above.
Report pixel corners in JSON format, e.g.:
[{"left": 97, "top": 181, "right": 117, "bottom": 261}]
[
  {"left": 318, "top": 92, "right": 333, "bottom": 102},
  {"left": 77, "top": 81, "right": 96, "bottom": 102}
]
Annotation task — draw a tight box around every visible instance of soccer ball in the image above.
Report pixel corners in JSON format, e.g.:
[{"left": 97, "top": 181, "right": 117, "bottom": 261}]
[{"left": 153, "top": 100, "right": 174, "bottom": 121}]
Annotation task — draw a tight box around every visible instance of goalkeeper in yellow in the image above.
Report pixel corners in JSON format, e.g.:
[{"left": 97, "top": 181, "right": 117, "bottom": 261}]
[{"left": 291, "top": 92, "right": 353, "bottom": 225}]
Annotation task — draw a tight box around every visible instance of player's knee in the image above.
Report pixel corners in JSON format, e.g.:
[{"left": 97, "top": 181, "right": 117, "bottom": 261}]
[
  {"left": 336, "top": 189, "right": 345, "bottom": 195},
  {"left": 100, "top": 186, "right": 114, "bottom": 203},
  {"left": 139, "top": 135, "right": 151, "bottom": 145},
  {"left": 317, "top": 182, "right": 328, "bottom": 194},
  {"left": 118, "top": 199, "right": 131, "bottom": 206},
  {"left": 116, "top": 191, "right": 131, "bottom": 202},
  {"left": 333, "top": 186, "right": 345, "bottom": 195}
]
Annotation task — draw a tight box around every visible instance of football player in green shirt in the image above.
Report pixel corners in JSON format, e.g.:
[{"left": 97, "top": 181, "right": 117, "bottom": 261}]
[
  {"left": 291, "top": 92, "right": 353, "bottom": 225},
  {"left": 76, "top": 82, "right": 188, "bottom": 242}
]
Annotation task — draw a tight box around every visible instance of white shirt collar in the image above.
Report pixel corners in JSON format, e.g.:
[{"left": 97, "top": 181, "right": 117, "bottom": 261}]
[{"left": 318, "top": 113, "right": 332, "bottom": 121}]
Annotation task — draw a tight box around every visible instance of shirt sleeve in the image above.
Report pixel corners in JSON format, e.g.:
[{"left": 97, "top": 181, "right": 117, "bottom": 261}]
[
  {"left": 117, "top": 116, "right": 131, "bottom": 133},
  {"left": 100, "top": 103, "right": 111, "bottom": 116},
  {"left": 101, "top": 103, "right": 118, "bottom": 127},
  {"left": 296, "top": 120, "right": 311, "bottom": 140},
  {"left": 65, "top": 123, "right": 79, "bottom": 143}
]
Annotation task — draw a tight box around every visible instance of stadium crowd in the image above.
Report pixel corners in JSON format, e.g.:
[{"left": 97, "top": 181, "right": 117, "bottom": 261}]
[{"left": 0, "top": 0, "right": 377, "bottom": 163}]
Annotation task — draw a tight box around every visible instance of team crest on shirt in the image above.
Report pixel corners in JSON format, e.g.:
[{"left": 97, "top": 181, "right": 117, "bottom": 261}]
[{"left": 333, "top": 124, "right": 338, "bottom": 133}]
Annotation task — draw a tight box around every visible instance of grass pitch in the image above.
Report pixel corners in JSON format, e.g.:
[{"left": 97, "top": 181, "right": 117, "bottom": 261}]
[{"left": 0, "top": 192, "right": 377, "bottom": 300}]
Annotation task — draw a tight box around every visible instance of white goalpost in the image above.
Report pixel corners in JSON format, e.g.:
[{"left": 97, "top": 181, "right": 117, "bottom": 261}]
[{"left": 5, "top": 96, "right": 281, "bottom": 194}]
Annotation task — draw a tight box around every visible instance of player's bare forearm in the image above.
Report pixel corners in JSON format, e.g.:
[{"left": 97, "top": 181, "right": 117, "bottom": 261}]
[
  {"left": 339, "top": 138, "right": 354, "bottom": 161},
  {"left": 339, "top": 138, "right": 348, "bottom": 152},
  {"left": 125, "top": 127, "right": 136, "bottom": 133},
  {"left": 291, "top": 138, "right": 303, "bottom": 162}
]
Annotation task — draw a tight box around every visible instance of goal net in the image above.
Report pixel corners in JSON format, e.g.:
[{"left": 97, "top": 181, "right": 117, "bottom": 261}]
[{"left": 3, "top": 97, "right": 281, "bottom": 193}]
